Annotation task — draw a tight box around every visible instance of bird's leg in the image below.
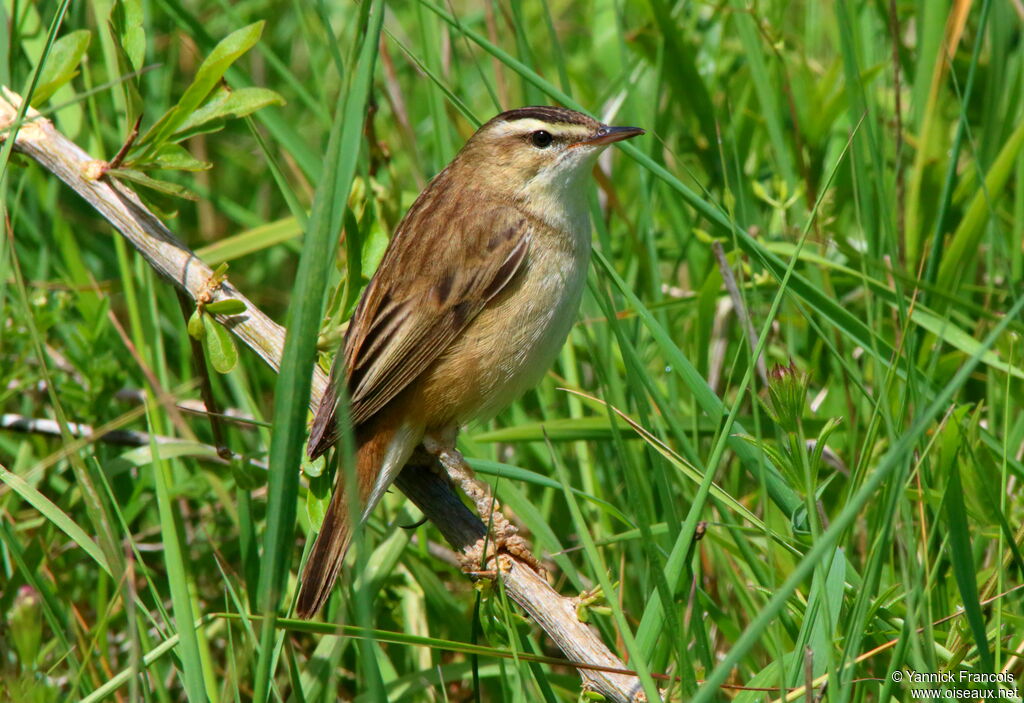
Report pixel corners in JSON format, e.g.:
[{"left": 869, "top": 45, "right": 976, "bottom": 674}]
[{"left": 421, "top": 432, "right": 545, "bottom": 578}]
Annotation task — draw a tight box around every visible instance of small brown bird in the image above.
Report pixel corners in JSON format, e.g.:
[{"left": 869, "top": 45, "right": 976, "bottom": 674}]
[{"left": 296, "top": 106, "right": 643, "bottom": 618}]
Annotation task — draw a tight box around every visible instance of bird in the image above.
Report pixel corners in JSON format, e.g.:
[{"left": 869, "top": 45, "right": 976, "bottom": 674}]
[{"left": 295, "top": 105, "right": 643, "bottom": 618}]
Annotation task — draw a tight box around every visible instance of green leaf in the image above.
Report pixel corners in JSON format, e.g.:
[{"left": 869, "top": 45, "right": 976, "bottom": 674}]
[
  {"left": 201, "top": 312, "right": 238, "bottom": 373},
  {"left": 108, "top": 0, "right": 145, "bottom": 123},
  {"left": 735, "top": 433, "right": 799, "bottom": 488},
  {"left": 111, "top": 0, "right": 145, "bottom": 72},
  {"left": 135, "top": 22, "right": 265, "bottom": 155},
  {"left": 302, "top": 454, "right": 326, "bottom": 479},
  {"left": 304, "top": 472, "right": 332, "bottom": 531},
  {"left": 359, "top": 213, "right": 389, "bottom": 274},
  {"left": 187, "top": 309, "right": 205, "bottom": 339},
  {"left": 31, "top": 30, "right": 91, "bottom": 105},
  {"left": 194, "top": 218, "right": 302, "bottom": 265},
  {"left": 204, "top": 298, "right": 247, "bottom": 315},
  {"left": 174, "top": 86, "right": 285, "bottom": 140},
  {"left": 134, "top": 143, "right": 211, "bottom": 172},
  {"left": 108, "top": 168, "right": 199, "bottom": 200}
]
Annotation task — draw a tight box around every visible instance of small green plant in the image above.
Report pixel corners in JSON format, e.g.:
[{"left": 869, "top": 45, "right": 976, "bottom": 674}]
[{"left": 186, "top": 262, "right": 246, "bottom": 373}]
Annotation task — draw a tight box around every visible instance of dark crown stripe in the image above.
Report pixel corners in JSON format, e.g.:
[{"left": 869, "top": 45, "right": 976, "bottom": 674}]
[{"left": 495, "top": 106, "right": 595, "bottom": 127}]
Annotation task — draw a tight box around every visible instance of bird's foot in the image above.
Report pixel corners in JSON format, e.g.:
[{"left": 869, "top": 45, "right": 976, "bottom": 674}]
[
  {"left": 457, "top": 532, "right": 543, "bottom": 579},
  {"left": 421, "top": 434, "right": 546, "bottom": 579}
]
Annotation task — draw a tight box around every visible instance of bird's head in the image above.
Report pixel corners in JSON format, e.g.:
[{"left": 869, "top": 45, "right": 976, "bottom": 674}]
[{"left": 454, "top": 106, "right": 644, "bottom": 201}]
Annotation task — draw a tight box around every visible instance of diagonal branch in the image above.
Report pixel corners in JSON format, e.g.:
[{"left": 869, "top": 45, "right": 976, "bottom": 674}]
[
  {"left": 0, "top": 88, "right": 653, "bottom": 703},
  {"left": 0, "top": 87, "right": 328, "bottom": 411}
]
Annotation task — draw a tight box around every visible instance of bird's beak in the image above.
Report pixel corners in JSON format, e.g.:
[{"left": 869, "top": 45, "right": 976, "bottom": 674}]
[{"left": 571, "top": 125, "right": 645, "bottom": 148}]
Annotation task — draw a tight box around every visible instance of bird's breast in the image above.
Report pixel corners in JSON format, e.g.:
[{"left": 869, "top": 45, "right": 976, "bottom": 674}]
[{"left": 420, "top": 217, "right": 591, "bottom": 427}]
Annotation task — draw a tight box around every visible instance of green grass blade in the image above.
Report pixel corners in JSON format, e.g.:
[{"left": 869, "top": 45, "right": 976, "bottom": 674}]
[
  {"left": 944, "top": 462, "right": 993, "bottom": 672},
  {"left": 690, "top": 292, "right": 1024, "bottom": 702},
  {"left": 0, "top": 462, "right": 112, "bottom": 575},
  {"left": 934, "top": 119, "right": 1024, "bottom": 295},
  {"left": 252, "top": 2, "right": 384, "bottom": 701}
]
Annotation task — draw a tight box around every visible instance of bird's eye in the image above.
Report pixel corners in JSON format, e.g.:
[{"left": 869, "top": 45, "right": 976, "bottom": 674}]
[{"left": 531, "top": 130, "right": 553, "bottom": 148}]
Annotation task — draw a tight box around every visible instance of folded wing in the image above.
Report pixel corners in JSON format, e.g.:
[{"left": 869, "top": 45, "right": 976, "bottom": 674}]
[{"left": 307, "top": 202, "right": 531, "bottom": 458}]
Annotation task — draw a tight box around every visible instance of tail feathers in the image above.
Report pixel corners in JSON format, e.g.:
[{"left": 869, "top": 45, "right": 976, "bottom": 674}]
[
  {"left": 295, "top": 488, "right": 354, "bottom": 618},
  {"left": 296, "top": 410, "right": 412, "bottom": 619}
]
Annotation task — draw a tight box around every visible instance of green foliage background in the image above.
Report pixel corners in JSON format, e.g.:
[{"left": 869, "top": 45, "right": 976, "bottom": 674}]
[{"left": 1, "top": 0, "right": 1022, "bottom": 701}]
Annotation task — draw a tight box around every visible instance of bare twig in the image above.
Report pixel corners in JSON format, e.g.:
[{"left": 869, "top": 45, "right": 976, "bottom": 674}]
[
  {"left": 4, "top": 380, "right": 264, "bottom": 427},
  {"left": 105, "top": 114, "right": 143, "bottom": 173},
  {"left": 0, "top": 412, "right": 266, "bottom": 471},
  {"left": 1, "top": 412, "right": 175, "bottom": 449},
  {"left": 0, "top": 88, "right": 652, "bottom": 702}
]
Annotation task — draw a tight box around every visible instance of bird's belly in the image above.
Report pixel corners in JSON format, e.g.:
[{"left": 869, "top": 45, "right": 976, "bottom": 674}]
[{"left": 420, "top": 245, "right": 588, "bottom": 427}]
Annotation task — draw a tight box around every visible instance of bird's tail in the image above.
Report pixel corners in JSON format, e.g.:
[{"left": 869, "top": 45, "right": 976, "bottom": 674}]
[{"left": 295, "top": 413, "right": 412, "bottom": 619}]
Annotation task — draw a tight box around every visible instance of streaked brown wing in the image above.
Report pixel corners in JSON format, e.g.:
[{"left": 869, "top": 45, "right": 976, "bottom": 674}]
[{"left": 307, "top": 200, "right": 530, "bottom": 458}]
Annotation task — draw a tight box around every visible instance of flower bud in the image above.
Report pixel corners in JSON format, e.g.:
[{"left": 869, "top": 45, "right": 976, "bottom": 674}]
[{"left": 766, "top": 361, "right": 808, "bottom": 433}]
